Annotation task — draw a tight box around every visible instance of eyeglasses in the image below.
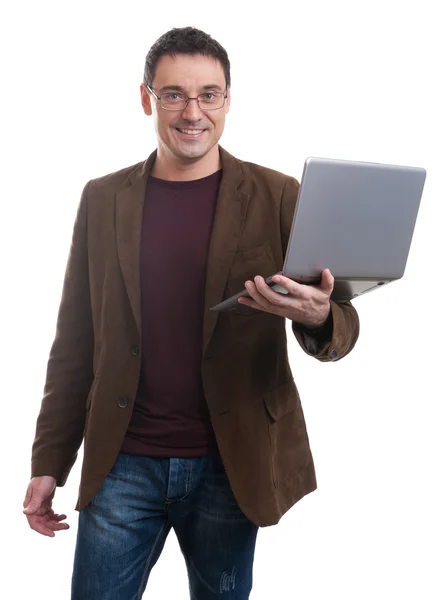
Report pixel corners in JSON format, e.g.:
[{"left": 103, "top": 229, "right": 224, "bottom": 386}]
[{"left": 144, "top": 84, "right": 228, "bottom": 111}]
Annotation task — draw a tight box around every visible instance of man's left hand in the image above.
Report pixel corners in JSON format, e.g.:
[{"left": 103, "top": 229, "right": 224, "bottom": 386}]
[{"left": 239, "top": 269, "right": 334, "bottom": 328}]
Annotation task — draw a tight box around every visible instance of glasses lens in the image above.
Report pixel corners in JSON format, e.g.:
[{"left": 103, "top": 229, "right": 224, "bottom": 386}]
[
  {"left": 160, "top": 93, "right": 187, "bottom": 110},
  {"left": 197, "top": 92, "right": 225, "bottom": 110}
]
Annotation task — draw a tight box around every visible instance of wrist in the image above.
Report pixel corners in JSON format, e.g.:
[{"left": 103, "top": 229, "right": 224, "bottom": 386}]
[{"left": 294, "top": 304, "right": 332, "bottom": 331}]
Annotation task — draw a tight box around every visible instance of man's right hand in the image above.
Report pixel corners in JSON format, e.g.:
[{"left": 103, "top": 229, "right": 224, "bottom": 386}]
[{"left": 23, "top": 476, "right": 70, "bottom": 537}]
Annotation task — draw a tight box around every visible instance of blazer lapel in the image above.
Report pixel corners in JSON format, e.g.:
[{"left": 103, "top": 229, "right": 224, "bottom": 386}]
[
  {"left": 115, "top": 151, "right": 157, "bottom": 335},
  {"left": 202, "top": 147, "right": 250, "bottom": 355}
]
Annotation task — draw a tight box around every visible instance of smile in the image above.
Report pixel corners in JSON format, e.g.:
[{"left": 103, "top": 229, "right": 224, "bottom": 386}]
[{"left": 175, "top": 128, "right": 206, "bottom": 138}]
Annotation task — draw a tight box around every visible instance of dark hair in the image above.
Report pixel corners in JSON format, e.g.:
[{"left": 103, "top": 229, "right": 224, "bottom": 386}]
[{"left": 143, "top": 27, "right": 231, "bottom": 89}]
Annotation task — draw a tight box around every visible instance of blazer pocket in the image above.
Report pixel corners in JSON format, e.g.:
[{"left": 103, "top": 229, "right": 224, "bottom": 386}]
[
  {"left": 262, "top": 379, "right": 297, "bottom": 421},
  {"left": 263, "top": 379, "right": 310, "bottom": 488},
  {"left": 226, "top": 244, "right": 278, "bottom": 316}
]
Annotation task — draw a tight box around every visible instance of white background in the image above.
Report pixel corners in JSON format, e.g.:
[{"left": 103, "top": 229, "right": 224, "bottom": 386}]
[{"left": 1, "top": 0, "right": 441, "bottom": 598}]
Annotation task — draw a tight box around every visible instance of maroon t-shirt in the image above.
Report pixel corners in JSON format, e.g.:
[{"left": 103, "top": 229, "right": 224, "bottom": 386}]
[{"left": 120, "top": 169, "right": 223, "bottom": 457}]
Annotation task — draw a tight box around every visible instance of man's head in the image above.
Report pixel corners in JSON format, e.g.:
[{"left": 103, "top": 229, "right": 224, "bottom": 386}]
[{"left": 141, "top": 27, "right": 231, "bottom": 164}]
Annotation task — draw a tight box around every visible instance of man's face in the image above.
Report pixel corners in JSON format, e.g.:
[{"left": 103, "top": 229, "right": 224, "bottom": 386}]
[{"left": 140, "top": 53, "right": 230, "bottom": 162}]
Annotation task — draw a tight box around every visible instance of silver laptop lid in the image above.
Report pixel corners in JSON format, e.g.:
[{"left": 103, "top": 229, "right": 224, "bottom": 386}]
[{"left": 284, "top": 157, "right": 426, "bottom": 281}]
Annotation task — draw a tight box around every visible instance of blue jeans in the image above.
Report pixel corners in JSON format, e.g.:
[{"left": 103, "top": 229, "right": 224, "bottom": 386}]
[{"left": 71, "top": 453, "right": 259, "bottom": 599}]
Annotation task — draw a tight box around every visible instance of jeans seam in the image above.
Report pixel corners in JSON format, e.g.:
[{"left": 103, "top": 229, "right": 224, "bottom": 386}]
[
  {"left": 186, "top": 460, "right": 194, "bottom": 494},
  {"left": 137, "top": 521, "right": 168, "bottom": 600}
]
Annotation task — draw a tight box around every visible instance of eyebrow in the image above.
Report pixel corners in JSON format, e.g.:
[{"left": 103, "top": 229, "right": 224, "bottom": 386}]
[{"left": 158, "top": 84, "right": 224, "bottom": 93}]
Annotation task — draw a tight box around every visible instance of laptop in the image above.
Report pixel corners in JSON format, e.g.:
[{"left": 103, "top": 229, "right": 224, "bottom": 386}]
[{"left": 210, "top": 157, "right": 426, "bottom": 312}]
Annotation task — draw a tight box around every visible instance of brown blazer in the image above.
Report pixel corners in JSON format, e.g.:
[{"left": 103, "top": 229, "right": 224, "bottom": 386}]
[{"left": 31, "top": 146, "right": 359, "bottom": 527}]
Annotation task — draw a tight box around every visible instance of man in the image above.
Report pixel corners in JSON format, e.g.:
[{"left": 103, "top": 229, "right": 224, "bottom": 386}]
[{"left": 23, "top": 26, "right": 359, "bottom": 600}]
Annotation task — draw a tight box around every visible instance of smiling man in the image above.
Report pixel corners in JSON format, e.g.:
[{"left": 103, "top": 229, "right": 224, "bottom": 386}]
[
  {"left": 143, "top": 54, "right": 228, "bottom": 170},
  {"left": 143, "top": 53, "right": 229, "bottom": 177},
  {"left": 24, "top": 27, "right": 359, "bottom": 600}
]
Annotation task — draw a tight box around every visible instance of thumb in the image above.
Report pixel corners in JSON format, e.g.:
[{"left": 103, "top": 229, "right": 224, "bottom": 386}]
[
  {"left": 320, "top": 269, "right": 334, "bottom": 295},
  {"left": 23, "top": 485, "right": 32, "bottom": 510},
  {"left": 23, "top": 490, "right": 44, "bottom": 515}
]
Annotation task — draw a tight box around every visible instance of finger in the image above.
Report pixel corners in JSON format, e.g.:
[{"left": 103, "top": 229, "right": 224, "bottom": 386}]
[
  {"left": 318, "top": 269, "right": 334, "bottom": 295},
  {"left": 46, "top": 508, "right": 67, "bottom": 522},
  {"left": 244, "top": 280, "right": 268, "bottom": 310},
  {"left": 46, "top": 508, "right": 65, "bottom": 519},
  {"left": 46, "top": 512, "right": 68, "bottom": 524},
  {"left": 255, "top": 276, "right": 289, "bottom": 303},
  {"left": 271, "top": 275, "right": 305, "bottom": 296},
  {"left": 27, "top": 514, "right": 69, "bottom": 535},
  {"left": 254, "top": 276, "right": 295, "bottom": 310},
  {"left": 34, "top": 527, "right": 56, "bottom": 538},
  {"left": 54, "top": 514, "right": 68, "bottom": 522},
  {"left": 238, "top": 296, "right": 264, "bottom": 311},
  {"left": 246, "top": 276, "right": 275, "bottom": 312},
  {"left": 45, "top": 520, "right": 70, "bottom": 531},
  {"left": 27, "top": 519, "right": 56, "bottom": 538},
  {"left": 247, "top": 278, "right": 292, "bottom": 316}
]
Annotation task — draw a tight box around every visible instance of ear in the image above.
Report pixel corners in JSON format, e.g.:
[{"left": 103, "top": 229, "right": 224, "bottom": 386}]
[{"left": 140, "top": 84, "right": 153, "bottom": 116}]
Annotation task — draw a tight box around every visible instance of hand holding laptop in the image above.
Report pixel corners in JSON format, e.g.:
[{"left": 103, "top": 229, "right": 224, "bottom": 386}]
[
  {"left": 237, "top": 269, "right": 334, "bottom": 328},
  {"left": 210, "top": 157, "right": 426, "bottom": 313}
]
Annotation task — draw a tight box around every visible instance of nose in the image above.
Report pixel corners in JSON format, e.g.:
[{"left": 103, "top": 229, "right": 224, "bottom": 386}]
[{"left": 181, "top": 97, "right": 205, "bottom": 121}]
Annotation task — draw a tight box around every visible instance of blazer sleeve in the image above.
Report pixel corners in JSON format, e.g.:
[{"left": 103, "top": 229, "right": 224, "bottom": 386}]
[
  {"left": 30, "top": 182, "right": 94, "bottom": 485},
  {"left": 280, "top": 175, "right": 360, "bottom": 362}
]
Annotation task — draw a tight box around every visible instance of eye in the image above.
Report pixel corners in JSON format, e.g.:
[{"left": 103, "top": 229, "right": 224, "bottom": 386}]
[
  {"left": 200, "top": 92, "right": 216, "bottom": 101},
  {"left": 164, "top": 93, "right": 185, "bottom": 101}
]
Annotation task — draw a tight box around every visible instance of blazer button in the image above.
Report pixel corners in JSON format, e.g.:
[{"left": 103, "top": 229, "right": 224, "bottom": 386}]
[
  {"left": 132, "top": 345, "right": 139, "bottom": 356},
  {"left": 329, "top": 348, "right": 338, "bottom": 359},
  {"left": 117, "top": 396, "right": 129, "bottom": 408}
]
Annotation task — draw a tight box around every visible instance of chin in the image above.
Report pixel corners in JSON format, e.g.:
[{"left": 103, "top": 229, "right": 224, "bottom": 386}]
[{"left": 177, "top": 145, "right": 211, "bottom": 160}]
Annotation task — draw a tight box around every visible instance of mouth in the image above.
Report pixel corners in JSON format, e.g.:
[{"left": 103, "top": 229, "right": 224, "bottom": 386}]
[{"left": 174, "top": 127, "right": 207, "bottom": 140}]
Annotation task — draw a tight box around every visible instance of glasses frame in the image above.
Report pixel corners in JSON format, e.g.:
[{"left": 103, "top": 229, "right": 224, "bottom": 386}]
[{"left": 144, "top": 84, "right": 228, "bottom": 111}]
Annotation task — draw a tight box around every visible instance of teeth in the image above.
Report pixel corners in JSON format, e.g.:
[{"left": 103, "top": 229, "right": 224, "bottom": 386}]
[{"left": 179, "top": 129, "right": 204, "bottom": 135}]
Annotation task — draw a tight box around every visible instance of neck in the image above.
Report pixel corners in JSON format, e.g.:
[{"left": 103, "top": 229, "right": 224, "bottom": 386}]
[{"left": 151, "top": 144, "right": 221, "bottom": 181}]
